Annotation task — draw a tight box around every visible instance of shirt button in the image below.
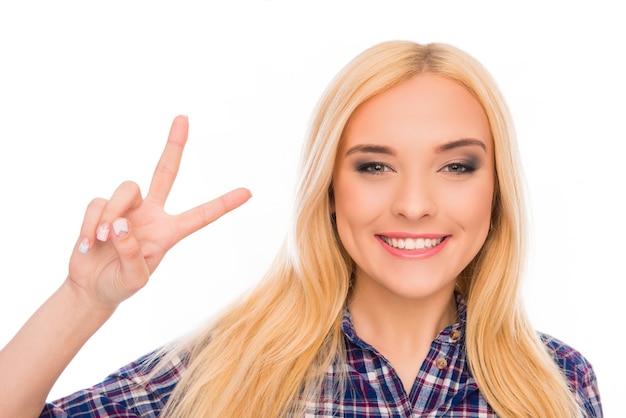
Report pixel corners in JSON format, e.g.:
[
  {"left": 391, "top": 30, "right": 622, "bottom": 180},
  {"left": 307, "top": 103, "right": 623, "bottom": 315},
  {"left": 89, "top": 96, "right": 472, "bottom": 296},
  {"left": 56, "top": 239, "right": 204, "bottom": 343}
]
[
  {"left": 436, "top": 358, "right": 448, "bottom": 369},
  {"left": 450, "top": 330, "right": 461, "bottom": 341}
]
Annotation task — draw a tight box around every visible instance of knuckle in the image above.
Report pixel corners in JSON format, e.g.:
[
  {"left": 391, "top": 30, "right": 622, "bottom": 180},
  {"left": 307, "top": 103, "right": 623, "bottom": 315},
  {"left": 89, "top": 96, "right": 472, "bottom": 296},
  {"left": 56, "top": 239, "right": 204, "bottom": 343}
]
[
  {"left": 124, "top": 245, "right": 143, "bottom": 261},
  {"left": 156, "top": 160, "right": 176, "bottom": 177},
  {"left": 119, "top": 239, "right": 143, "bottom": 260},
  {"left": 196, "top": 203, "right": 211, "bottom": 224},
  {"left": 88, "top": 197, "right": 106, "bottom": 207},
  {"left": 86, "top": 197, "right": 107, "bottom": 213},
  {"left": 117, "top": 180, "right": 140, "bottom": 195}
]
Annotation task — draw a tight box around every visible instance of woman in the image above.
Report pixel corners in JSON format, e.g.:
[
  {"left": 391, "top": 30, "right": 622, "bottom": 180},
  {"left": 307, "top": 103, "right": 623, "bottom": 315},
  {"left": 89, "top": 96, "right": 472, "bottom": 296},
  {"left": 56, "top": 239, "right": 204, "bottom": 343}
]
[{"left": 0, "top": 41, "right": 601, "bottom": 417}]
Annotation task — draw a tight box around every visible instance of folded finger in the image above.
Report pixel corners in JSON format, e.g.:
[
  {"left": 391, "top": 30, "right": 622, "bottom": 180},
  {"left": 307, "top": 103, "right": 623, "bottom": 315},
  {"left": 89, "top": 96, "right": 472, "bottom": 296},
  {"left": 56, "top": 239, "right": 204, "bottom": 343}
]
[
  {"left": 75, "top": 198, "right": 107, "bottom": 254},
  {"left": 96, "top": 181, "right": 143, "bottom": 242},
  {"left": 105, "top": 218, "right": 150, "bottom": 301}
]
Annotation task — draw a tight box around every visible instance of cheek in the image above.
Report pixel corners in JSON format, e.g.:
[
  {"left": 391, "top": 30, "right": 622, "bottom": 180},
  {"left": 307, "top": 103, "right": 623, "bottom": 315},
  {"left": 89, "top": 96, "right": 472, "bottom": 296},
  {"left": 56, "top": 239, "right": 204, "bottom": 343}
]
[
  {"left": 449, "top": 179, "right": 494, "bottom": 230},
  {"left": 334, "top": 181, "right": 389, "bottom": 227}
]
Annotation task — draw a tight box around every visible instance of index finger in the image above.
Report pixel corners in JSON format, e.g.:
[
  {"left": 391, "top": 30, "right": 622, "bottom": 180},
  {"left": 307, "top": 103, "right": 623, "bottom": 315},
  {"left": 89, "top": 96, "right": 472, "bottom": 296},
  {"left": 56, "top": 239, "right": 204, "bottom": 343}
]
[{"left": 146, "top": 115, "right": 189, "bottom": 206}]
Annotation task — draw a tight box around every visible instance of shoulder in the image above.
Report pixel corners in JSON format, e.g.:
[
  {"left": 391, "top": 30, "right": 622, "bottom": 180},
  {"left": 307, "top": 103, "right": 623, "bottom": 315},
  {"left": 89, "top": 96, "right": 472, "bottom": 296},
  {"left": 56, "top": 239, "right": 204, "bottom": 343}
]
[
  {"left": 114, "top": 348, "right": 189, "bottom": 390},
  {"left": 539, "top": 333, "right": 603, "bottom": 417},
  {"left": 41, "top": 349, "right": 188, "bottom": 417},
  {"left": 539, "top": 333, "right": 594, "bottom": 378}
]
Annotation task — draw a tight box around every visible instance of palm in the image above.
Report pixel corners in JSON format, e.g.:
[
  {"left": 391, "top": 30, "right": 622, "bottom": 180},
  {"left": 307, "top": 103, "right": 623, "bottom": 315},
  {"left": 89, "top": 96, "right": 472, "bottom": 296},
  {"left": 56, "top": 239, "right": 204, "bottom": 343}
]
[
  {"left": 67, "top": 116, "right": 250, "bottom": 307},
  {"left": 127, "top": 201, "right": 177, "bottom": 267}
]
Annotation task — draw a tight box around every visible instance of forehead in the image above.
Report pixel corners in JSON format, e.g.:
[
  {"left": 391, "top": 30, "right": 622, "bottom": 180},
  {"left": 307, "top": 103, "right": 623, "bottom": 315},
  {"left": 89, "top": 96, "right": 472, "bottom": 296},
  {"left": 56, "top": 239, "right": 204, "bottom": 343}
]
[{"left": 341, "top": 73, "right": 492, "bottom": 152}]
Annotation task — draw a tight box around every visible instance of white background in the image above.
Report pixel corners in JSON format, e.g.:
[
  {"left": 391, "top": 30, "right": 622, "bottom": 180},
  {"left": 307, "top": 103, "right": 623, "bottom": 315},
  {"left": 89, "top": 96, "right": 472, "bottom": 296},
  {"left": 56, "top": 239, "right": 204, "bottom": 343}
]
[{"left": 0, "top": 1, "right": 622, "bottom": 416}]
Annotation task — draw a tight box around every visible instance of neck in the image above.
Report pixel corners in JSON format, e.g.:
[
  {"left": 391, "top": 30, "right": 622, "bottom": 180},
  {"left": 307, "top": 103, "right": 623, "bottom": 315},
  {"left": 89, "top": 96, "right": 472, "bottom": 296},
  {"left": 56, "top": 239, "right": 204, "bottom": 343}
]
[
  {"left": 347, "top": 280, "right": 458, "bottom": 353},
  {"left": 347, "top": 274, "right": 459, "bottom": 394}
]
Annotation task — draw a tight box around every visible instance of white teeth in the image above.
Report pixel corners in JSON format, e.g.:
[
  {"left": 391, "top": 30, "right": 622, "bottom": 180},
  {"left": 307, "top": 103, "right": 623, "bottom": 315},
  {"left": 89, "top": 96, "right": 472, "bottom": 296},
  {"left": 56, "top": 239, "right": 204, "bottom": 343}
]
[{"left": 382, "top": 236, "right": 443, "bottom": 250}]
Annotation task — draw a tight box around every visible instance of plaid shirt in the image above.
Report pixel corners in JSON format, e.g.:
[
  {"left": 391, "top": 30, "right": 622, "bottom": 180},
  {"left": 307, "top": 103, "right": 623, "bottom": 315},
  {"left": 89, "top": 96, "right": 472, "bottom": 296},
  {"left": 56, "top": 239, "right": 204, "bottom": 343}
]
[{"left": 42, "top": 297, "right": 602, "bottom": 417}]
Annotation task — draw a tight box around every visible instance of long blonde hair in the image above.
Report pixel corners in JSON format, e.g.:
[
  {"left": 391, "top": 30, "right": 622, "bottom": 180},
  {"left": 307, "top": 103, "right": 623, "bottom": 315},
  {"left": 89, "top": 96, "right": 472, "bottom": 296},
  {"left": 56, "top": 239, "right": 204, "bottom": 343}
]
[{"left": 161, "top": 41, "right": 581, "bottom": 417}]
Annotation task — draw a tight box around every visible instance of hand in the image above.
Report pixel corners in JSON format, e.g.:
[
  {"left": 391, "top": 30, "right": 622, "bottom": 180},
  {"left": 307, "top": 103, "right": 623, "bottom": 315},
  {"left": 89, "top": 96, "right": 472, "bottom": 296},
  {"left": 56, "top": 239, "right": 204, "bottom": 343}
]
[{"left": 66, "top": 115, "right": 251, "bottom": 308}]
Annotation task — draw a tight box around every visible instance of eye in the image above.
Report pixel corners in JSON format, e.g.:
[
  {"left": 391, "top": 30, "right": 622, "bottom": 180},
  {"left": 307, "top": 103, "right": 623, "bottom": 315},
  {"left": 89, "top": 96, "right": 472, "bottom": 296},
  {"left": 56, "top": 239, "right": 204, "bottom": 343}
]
[
  {"left": 440, "top": 162, "right": 476, "bottom": 175},
  {"left": 355, "top": 161, "right": 392, "bottom": 175}
]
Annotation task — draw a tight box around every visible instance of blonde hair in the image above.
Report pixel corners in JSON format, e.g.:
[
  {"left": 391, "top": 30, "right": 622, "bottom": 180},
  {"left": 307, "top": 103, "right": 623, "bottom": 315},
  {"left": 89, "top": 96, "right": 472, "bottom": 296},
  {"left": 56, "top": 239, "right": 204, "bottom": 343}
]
[{"left": 161, "top": 41, "right": 581, "bottom": 417}]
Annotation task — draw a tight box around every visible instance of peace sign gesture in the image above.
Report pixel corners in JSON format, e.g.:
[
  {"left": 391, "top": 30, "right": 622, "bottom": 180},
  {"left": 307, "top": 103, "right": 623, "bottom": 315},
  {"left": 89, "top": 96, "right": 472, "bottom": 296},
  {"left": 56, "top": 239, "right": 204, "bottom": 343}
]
[
  {"left": 0, "top": 116, "right": 251, "bottom": 415},
  {"left": 67, "top": 115, "right": 251, "bottom": 308}
]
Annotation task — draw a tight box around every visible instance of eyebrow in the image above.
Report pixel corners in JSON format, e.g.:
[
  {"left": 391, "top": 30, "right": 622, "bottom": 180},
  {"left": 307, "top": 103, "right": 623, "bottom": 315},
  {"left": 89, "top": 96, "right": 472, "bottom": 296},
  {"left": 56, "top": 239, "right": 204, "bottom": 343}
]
[
  {"left": 344, "top": 138, "right": 487, "bottom": 157},
  {"left": 435, "top": 138, "right": 487, "bottom": 153},
  {"left": 345, "top": 144, "right": 395, "bottom": 157}
]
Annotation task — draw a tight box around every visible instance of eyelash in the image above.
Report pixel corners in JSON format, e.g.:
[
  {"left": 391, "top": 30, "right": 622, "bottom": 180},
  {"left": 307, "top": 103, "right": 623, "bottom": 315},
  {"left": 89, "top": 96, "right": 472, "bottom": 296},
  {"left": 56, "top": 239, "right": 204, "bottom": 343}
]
[
  {"left": 440, "top": 161, "right": 477, "bottom": 175},
  {"left": 355, "top": 161, "right": 477, "bottom": 175},
  {"left": 355, "top": 162, "right": 392, "bottom": 175}
]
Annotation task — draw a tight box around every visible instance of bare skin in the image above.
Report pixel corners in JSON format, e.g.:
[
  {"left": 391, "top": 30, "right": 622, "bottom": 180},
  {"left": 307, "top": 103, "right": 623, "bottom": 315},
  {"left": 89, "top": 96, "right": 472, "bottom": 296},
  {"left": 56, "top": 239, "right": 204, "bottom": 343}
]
[{"left": 0, "top": 115, "right": 251, "bottom": 417}]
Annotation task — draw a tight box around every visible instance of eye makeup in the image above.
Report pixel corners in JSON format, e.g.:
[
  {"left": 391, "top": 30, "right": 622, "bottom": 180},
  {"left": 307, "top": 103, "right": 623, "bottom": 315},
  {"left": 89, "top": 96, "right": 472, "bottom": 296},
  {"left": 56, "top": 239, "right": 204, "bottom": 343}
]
[
  {"left": 344, "top": 137, "right": 488, "bottom": 178},
  {"left": 354, "top": 161, "right": 393, "bottom": 174},
  {"left": 439, "top": 154, "right": 481, "bottom": 175}
]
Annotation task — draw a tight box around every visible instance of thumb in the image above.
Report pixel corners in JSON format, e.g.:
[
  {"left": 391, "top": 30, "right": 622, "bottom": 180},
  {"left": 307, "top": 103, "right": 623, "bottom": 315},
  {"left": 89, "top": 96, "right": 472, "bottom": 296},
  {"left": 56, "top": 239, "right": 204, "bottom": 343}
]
[{"left": 108, "top": 218, "right": 150, "bottom": 298}]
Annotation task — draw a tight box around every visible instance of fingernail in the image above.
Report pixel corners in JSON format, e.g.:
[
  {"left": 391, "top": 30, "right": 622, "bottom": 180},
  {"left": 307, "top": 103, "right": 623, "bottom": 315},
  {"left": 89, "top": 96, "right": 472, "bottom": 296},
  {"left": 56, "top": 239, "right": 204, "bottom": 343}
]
[
  {"left": 78, "top": 237, "right": 89, "bottom": 254},
  {"left": 113, "top": 218, "right": 129, "bottom": 238},
  {"left": 96, "top": 223, "right": 110, "bottom": 241}
]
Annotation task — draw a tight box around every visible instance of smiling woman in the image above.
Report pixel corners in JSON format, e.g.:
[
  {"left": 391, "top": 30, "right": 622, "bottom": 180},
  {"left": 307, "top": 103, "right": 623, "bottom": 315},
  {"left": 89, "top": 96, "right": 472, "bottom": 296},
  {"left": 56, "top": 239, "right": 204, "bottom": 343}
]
[
  {"left": 0, "top": 41, "right": 602, "bottom": 417},
  {"left": 332, "top": 74, "right": 495, "bottom": 393}
]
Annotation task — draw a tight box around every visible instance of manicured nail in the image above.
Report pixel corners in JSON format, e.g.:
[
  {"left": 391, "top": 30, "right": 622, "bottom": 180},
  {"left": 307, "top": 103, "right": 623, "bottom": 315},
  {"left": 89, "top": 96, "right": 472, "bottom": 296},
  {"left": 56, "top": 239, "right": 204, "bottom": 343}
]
[
  {"left": 113, "top": 218, "right": 129, "bottom": 238},
  {"left": 96, "top": 223, "right": 110, "bottom": 242},
  {"left": 78, "top": 237, "right": 89, "bottom": 254}
]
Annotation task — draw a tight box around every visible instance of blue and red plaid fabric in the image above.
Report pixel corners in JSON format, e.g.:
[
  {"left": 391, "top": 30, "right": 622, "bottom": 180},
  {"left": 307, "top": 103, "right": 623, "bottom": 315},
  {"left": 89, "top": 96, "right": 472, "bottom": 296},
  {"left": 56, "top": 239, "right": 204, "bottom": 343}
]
[{"left": 42, "top": 296, "right": 602, "bottom": 417}]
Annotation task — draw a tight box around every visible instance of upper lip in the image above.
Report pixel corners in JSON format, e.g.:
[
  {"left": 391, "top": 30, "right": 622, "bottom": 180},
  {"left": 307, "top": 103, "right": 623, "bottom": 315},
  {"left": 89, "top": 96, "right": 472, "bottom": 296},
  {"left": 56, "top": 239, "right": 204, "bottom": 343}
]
[{"left": 377, "top": 232, "right": 448, "bottom": 239}]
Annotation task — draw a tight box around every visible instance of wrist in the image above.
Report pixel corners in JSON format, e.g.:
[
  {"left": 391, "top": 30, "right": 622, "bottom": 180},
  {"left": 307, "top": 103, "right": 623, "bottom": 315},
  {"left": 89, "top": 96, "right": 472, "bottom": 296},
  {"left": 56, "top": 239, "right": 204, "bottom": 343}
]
[{"left": 61, "top": 276, "right": 118, "bottom": 317}]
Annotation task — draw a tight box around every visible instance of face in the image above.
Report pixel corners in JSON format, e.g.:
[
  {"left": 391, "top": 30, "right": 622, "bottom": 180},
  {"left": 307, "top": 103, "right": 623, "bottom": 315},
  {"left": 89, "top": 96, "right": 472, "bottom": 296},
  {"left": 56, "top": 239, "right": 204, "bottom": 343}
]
[{"left": 332, "top": 73, "right": 494, "bottom": 304}]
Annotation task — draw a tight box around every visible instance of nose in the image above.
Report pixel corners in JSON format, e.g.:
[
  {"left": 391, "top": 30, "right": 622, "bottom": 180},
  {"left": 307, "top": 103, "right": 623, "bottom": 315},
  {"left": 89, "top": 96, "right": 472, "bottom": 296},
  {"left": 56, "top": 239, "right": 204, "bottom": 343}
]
[{"left": 390, "top": 175, "right": 438, "bottom": 220}]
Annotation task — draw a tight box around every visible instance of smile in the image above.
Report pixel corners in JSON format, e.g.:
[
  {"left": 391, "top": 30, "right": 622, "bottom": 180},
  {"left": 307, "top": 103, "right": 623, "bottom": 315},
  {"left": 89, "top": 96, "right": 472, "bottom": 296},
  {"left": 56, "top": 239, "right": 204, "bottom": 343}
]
[{"left": 380, "top": 236, "right": 444, "bottom": 250}]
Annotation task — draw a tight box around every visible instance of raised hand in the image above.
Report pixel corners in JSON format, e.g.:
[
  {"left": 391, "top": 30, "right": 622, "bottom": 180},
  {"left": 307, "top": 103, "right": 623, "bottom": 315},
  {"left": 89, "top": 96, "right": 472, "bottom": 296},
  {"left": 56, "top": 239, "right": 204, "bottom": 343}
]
[
  {"left": 66, "top": 115, "right": 251, "bottom": 308},
  {"left": 0, "top": 115, "right": 251, "bottom": 416}
]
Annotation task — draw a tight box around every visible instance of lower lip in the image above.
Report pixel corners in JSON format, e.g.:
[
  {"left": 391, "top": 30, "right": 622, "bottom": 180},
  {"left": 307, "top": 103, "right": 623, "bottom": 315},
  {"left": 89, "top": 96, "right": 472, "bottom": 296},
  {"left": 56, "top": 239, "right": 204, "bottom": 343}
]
[{"left": 376, "top": 235, "right": 449, "bottom": 259}]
